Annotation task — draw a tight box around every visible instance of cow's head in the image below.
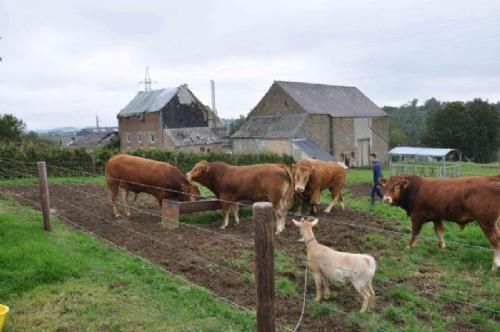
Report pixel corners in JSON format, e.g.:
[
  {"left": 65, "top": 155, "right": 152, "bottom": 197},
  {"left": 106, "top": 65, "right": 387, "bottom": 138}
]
[
  {"left": 186, "top": 160, "right": 210, "bottom": 183},
  {"left": 379, "top": 176, "right": 410, "bottom": 204},
  {"left": 181, "top": 182, "right": 200, "bottom": 202},
  {"left": 294, "top": 162, "right": 314, "bottom": 193}
]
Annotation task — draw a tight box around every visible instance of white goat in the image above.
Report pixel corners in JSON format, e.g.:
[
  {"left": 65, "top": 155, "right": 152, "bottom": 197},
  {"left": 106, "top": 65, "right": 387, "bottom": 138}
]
[{"left": 293, "top": 217, "right": 376, "bottom": 312}]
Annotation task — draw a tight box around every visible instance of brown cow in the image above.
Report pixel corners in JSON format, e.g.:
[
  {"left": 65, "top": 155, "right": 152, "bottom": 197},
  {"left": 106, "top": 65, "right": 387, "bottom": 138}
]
[
  {"left": 380, "top": 175, "right": 500, "bottom": 271},
  {"left": 293, "top": 159, "right": 347, "bottom": 215},
  {"left": 105, "top": 154, "right": 200, "bottom": 218},
  {"left": 186, "top": 161, "right": 293, "bottom": 234}
]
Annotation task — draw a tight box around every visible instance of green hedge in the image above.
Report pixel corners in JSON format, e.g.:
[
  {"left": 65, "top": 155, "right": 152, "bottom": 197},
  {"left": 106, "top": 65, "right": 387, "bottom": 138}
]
[{"left": 0, "top": 145, "right": 294, "bottom": 179}]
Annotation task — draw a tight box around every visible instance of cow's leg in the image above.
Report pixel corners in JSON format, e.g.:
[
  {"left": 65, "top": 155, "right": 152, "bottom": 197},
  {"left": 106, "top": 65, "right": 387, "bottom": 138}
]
[
  {"left": 275, "top": 208, "right": 286, "bottom": 235},
  {"left": 310, "top": 189, "right": 321, "bottom": 215},
  {"left": 122, "top": 190, "right": 131, "bottom": 217},
  {"left": 338, "top": 192, "right": 345, "bottom": 210},
  {"left": 324, "top": 186, "right": 341, "bottom": 213},
  {"left": 220, "top": 202, "right": 231, "bottom": 229},
  {"left": 108, "top": 181, "right": 121, "bottom": 218},
  {"left": 232, "top": 204, "right": 240, "bottom": 225},
  {"left": 478, "top": 220, "right": 500, "bottom": 271},
  {"left": 408, "top": 217, "right": 424, "bottom": 248},
  {"left": 433, "top": 220, "right": 446, "bottom": 249}
]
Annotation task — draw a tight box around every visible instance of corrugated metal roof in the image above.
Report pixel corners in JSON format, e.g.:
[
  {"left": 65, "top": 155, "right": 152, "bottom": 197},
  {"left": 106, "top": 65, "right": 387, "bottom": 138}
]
[
  {"left": 276, "top": 81, "right": 387, "bottom": 118},
  {"left": 166, "top": 127, "right": 222, "bottom": 147},
  {"left": 231, "top": 114, "right": 307, "bottom": 139},
  {"left": 292, "top": 138, "right": 335, "bottom": 161},
  {"left": 389, "top": 146, "right": 459, "bottom": 157},
  {"left": 118, "top": 88, "right": 178, "bottom": 118}
]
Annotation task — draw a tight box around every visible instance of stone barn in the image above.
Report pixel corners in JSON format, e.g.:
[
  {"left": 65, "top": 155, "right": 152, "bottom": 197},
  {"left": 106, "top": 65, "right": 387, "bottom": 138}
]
[
  {"left": 118, "top": 84, "right": 224, "bottom": 152},
  {"left": 232, "top": 81, "right": 389, "bottom": 166}
]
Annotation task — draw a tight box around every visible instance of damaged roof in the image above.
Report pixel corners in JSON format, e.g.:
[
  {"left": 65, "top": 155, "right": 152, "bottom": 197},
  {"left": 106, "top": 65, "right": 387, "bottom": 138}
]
[
  {"left": 231, "top": 114, "right": 307, "bottom": 139},
  {"left": 276, "top": 81, "right": 387, "bottom": 118},
  {"left": 118, "top": 85, "right": 198, "bottom": 118},
  {"left": 166, "top": 127, "right": 222, "bottom": 147}
]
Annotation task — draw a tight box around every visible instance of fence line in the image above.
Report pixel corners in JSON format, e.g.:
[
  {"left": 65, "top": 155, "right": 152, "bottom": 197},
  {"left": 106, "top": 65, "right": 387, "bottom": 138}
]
[
  {"left": 35, "top": 162, "right": 495, "bottom": 252},
  {"left": 3, "top": 178, "right": 497, "bottom": 317},
  {"left": 1, "top": 159, "right": 498, "bottom": 325}
]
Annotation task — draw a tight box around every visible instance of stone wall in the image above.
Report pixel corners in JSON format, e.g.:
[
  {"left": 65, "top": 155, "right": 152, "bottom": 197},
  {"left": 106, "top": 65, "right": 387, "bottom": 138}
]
[
  {"left": 248, "top": 84, "right": 304, "bottom": 117},
  {"left": 232, "top": 138, "right": 291, "bottom": 155}
]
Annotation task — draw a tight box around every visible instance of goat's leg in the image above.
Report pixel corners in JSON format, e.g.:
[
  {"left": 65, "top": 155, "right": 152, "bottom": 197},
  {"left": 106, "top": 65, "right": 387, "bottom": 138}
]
[
  {"left": 368, "top": 280, "right": 376, "bottom": 310},
  {"left": 322, "top": 278, "right": 330, "bottom": 299},
  {"left": 313, "top": 273, "right": 323, "bottom": 302}
]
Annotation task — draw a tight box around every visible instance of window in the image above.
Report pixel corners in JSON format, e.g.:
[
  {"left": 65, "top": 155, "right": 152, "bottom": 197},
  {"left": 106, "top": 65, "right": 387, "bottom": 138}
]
[
  {"left": 126, "top": 133, "right": 131, "bottom": 144},
  {"left": 150, "top": 134, "right": 155, "bottom": 144},
  {"left": 137, "top": 133, "right": 142, "bottom": 144},
  {"left": 200, "top": 147, "right": 206, "bottom": 152}
]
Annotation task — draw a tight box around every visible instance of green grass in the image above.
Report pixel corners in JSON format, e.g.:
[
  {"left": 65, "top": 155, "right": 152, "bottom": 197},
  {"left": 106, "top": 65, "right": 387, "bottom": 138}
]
[
  {"left": 0, "top": 196, "right": 254, "bottom": 331},
  {"left": 315, "top": 165, "right": 500, "bottom": 331}
]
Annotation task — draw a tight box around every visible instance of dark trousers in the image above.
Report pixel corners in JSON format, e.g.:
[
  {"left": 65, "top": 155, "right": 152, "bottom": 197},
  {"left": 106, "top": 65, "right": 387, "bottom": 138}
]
[{"left": 371, "top": 184, "right": 383, "bottom": 202}]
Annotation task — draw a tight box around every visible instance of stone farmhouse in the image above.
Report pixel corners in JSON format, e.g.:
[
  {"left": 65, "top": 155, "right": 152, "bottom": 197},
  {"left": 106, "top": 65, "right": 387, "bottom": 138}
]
[
  {"left": 117, "top": 85, "right": 225, "bottom": 152},
  {"left": 232, "top": 81, "right": 389, "bottom": 166}
]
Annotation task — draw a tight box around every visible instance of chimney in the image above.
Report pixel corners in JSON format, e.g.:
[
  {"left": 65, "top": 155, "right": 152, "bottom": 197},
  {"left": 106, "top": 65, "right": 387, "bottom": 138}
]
[
  {"left": 96, "top": 115, "right": 100, "bottom": 130},
  {"left": 210, "top": 80, "right": 217, "bottom": 114}
]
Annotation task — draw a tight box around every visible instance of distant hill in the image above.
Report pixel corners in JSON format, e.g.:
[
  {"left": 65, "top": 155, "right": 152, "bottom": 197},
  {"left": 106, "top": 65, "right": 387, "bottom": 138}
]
[{"left": 34, "top": 127, "right": 81, "bottom": 134}]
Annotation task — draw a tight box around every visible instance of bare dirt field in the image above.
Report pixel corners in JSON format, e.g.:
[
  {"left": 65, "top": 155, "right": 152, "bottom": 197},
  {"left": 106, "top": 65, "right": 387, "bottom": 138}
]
[{"left": 7, "top": 184, "right": 425, "bottom": 331}]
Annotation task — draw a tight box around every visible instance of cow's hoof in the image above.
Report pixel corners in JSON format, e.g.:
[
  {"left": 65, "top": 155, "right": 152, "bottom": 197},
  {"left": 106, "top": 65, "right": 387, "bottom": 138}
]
[
  {"left": 219, "top": 225, "right": 226, "bottom": 230},
  {"left": 439, "top": 243, "right": 446, "bottom": 249},
  {"left": 297, "top": 237, "right": 305, "bottom": 242},
  {"left": 114, "top": 214, "right": 121, "bottom": 218}
]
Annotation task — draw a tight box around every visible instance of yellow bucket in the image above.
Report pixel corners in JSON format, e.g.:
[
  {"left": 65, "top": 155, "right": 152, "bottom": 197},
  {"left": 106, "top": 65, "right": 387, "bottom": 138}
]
[{"left": 0, "top": 304, "right": 9, "bottom": 331}]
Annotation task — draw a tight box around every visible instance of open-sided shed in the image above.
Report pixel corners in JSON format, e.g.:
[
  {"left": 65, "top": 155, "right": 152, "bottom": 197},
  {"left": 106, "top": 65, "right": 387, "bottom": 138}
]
[{"left": 388, "top": 146, "right": 461, "bottom": 177}]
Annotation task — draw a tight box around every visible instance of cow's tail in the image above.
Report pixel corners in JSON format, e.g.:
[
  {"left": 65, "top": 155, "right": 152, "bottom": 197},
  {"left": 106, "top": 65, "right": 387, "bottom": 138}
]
[{"left": 278, "top": 164, "right": 295, "bottom": 209}]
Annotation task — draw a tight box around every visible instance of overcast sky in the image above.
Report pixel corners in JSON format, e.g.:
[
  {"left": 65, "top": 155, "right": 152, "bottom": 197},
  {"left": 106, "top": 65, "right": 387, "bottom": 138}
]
[{"left": 1, "top": 0, "right": 500, "bottom": 130}]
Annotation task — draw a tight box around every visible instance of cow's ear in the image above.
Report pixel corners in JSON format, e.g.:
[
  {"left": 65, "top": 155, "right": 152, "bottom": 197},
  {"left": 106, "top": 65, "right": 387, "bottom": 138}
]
[
  {"left": 311, "top": 218, "right": 319, "bottom": 227},
  {"left": 402, "top": 179, "right": 410, "bottom": 189},
  {"left": 292, "top": 219, "right": 301, "bottom": 227},
  {"left": 379, "top": 178, "right": 387, "bottom": 185}
]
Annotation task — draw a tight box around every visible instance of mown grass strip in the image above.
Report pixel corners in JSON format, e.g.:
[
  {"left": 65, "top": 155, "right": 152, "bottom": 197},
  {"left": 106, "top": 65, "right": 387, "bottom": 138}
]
[{"left": 0, "top": 196, "right": 254, "bottom": 331}]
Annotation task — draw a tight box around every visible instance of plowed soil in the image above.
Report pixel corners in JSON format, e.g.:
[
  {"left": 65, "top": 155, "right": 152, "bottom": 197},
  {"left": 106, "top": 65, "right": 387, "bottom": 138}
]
[{"left": 8, "top": 184, "right": 404, "bottom": 331}]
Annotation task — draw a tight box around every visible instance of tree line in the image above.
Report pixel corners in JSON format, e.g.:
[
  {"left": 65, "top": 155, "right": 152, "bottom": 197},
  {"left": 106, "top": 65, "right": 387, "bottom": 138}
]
[{"left": 384, "top": 98, "right": 500, "bottom": 163}]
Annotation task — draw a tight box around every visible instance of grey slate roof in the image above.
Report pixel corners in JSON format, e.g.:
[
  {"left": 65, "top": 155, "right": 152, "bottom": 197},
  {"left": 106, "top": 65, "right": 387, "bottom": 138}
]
[
  {"left": 118, "top": 88, "right": 179, "bottom": 118},
  {"left": 292, "top": 138, "right": 335, "bottom": 161},
  {"left": 166, "top": 127, "right": 222, "bottom": 147},
  {"left": 276, "top": 81, "right": 387, "bottom": 118},
  {"left": 231, "top": 114, "right": 307, "bottom": 139}
]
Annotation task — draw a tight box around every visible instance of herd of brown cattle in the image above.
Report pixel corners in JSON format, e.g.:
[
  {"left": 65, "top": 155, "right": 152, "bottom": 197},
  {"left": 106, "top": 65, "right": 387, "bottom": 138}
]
[{"left": 105, "top": 154, "right": 500, "bottom": 273}]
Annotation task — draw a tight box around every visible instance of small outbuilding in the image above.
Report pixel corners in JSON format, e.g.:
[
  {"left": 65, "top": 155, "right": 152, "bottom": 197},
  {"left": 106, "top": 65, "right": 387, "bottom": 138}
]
[{"left": 388, "top": 146, "right": 461, "bottom": 177}]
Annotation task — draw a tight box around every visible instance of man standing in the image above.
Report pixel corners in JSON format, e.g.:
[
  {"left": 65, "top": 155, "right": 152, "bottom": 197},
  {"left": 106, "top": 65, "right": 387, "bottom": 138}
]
[{"left": 369, "top": 153, "right": 383, "bottom": 206}]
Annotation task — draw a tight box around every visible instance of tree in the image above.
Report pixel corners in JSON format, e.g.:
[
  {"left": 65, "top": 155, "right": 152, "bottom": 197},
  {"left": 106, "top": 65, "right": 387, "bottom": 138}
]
[
  {"left": 229, "top": 115, "right": 247, "bottom": 135},
  {"left": 423, "top": 99, "right": 499, "bottom": 163},
  {"left": 389, "top": 118, "right": 409, "bottom": 148},
  {"left": 0, "top": 114, "right": 25, "bottom": 143}
]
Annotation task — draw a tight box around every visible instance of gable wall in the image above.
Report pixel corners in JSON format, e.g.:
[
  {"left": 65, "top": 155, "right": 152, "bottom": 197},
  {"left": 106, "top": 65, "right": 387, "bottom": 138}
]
[{"left": 248, "top": 83, "right": 305, "bottom": 117}]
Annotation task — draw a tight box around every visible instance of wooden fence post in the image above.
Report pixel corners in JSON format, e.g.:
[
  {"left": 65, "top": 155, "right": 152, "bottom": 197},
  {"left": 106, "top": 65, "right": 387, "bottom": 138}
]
[
  {"left": 253, "top": 202, "right": 275, "bottom": 332},
  {"left": 37, "top": 161, "right": 52, "bottom": 231}
]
